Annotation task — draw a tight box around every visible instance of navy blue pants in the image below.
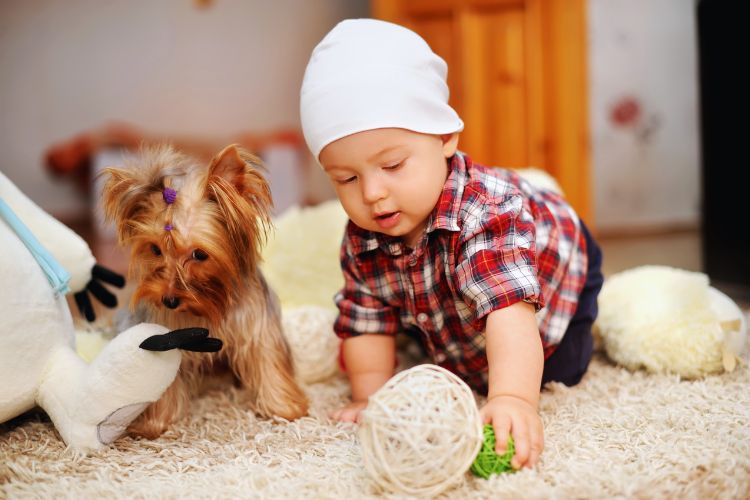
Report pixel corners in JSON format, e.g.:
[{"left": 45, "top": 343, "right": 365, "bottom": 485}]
[{"left": 541, "top": 222, "right": 604, "bottom": 387}]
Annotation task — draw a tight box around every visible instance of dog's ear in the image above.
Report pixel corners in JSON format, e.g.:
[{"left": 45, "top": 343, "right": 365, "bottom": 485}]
[
  {"left": 100, "top": 144, "right": 188, "bottom": 244},
  {"left": 100, "top": 166, "right": 148, "bottom": 243},
  {"left": 100, "top": 167, "right": 159, "bottom": 244},
  {"left": 205, "top": 144, "right": 273, "bottom": 261},
  {"left": 207, "top": 144, "right": 249, "bottom": 191},
  {"left": 207, "top": 144, "right": 270, "bottom": 196}
]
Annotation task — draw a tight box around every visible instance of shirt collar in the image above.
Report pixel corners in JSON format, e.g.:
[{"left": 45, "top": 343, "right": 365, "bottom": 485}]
[
  {"left": 424, "top": 152, "right": 468, "bottom": 234},
  {"left": 347, "top": 152, "right": 470, "bottom": 256}
]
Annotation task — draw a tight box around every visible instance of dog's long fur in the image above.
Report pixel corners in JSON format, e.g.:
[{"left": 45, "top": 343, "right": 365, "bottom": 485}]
[{"left": 101, "top": 144, "right": 308, "bottom": 438}]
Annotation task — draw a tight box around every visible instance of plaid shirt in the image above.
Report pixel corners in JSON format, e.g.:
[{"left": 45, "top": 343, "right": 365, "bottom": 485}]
[{"left": 334, "top": 153, "right": 588, "bottom": 393}]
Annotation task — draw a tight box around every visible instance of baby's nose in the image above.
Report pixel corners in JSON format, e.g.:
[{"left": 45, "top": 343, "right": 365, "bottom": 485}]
[
  {"left": 162, "top": 296, "right": 181, "bottom": 309},
  {"left": 362, "top": 178, "right": 387, "bottom": 203}
]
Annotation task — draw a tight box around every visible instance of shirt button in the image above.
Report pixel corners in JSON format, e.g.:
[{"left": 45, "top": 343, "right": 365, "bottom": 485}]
[
  {"left": 417, "top": 313, "right": 429, "bottom": 323},
  {"left": 408, "top": 258, "right": 416, "bottom": 267}
]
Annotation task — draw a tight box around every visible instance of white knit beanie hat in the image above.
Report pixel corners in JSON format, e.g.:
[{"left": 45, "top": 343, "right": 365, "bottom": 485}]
[{"left": 300, "top": 19, "right": 464, "bottom": 161}]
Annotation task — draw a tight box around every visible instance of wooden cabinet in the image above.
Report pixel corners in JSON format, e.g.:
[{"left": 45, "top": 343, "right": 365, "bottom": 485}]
[{"left": 372, "top": 0, "right": 591, "bottom": 224}]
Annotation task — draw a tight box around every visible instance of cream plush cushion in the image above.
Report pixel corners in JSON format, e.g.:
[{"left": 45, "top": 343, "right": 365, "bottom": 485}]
[
  {"left": 595, "top": 265, "right": 747, "bottom": 378},
  {"left": 261, "top": 200, "right": 349, "bottom": 384}
]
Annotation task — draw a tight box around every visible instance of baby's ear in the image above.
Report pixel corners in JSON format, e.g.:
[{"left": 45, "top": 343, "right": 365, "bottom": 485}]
[{"left": 441, "top": 133, "right": 460, "bottom": 158}]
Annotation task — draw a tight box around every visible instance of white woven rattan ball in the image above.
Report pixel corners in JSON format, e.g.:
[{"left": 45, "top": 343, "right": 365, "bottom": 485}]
[{"left": 358, "top": 364, "right": 483, "bottom": 496}]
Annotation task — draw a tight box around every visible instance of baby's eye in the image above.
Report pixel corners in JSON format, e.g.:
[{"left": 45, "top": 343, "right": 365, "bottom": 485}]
[
  {"left": 336, "top": 176, "right": 357, "bottom": 185},
  {"left": 383, "top": 161, "right": 403, "bottom": 170},
  {"left": 192, "top": 249, "right": 208, "bottom": 261},
  {"left": 150, "top": 244, "right": 162, "bottom": 256}
]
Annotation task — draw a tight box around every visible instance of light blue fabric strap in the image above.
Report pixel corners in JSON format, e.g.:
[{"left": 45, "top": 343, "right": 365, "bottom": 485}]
[{"left": 0, "top": 197, "right": 71, "bottom": 295}]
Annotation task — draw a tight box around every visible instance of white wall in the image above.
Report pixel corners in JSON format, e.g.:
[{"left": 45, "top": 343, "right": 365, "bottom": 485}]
[
  {"left": 0, "top": 0, "right": 367, "bottom": 217},
  {"left": 2, "top": 0, "right": 703, "bottom": 231},
  {"left": 589, "top": 0, "right": 701, "bottom": 231}
]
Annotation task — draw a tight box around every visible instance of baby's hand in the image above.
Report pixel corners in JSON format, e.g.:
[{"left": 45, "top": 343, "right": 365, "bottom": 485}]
[
  {"left": 479, "top": 395, "right": 544, "bottom": 470},
  {"left": 329, "top": 400, "right": 368, "bottom": 423}
]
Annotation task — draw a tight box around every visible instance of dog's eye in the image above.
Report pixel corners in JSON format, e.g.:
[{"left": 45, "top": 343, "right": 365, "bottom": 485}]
[
  {"left": 150, "top": 244, "right": 162, "bottom": 256},
  {"left": 192, "top": 249, "right": 208, "bottom": 261}
]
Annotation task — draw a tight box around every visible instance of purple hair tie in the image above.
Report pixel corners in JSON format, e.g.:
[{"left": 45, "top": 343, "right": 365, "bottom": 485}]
[
  {"left": 163, "top": 187, "right": 177, "bottom": 205},
  {"left": 164, "top": 223, "right": 173, "bottom": 232}
]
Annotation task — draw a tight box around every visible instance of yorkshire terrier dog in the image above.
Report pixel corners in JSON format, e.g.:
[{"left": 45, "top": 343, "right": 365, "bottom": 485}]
[{"left": 101, "top": 144, "right": 309, "bottom": 438}]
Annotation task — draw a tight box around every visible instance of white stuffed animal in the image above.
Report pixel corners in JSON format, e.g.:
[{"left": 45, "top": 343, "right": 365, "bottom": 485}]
[
  {"left": 595, "top": 265, "right": 747, "bottom": 378},
  {"left": 0, "top": 171, "right": 220, "bottom": 452}
]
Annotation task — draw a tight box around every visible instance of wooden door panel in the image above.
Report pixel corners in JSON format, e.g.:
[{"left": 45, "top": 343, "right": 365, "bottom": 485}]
[{"left": 464, "top": 7, "right": 528, "bottom": 166}]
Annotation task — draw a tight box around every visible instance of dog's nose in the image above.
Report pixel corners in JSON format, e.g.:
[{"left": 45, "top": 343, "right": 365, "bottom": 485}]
[{"left": 162, "top": 296, "right": 180, "bottom": 309}]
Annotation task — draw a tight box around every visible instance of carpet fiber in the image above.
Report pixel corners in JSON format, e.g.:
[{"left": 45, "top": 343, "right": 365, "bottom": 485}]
[{"left": 2, "top": 344, "right": 750, "bottom": 499}]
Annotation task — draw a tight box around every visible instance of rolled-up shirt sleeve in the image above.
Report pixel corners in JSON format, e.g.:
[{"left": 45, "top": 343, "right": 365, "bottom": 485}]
[
  {"left": 333, "top": 243, "right": 401, "bottom": 339},
  {"left": 454, "top": 193, "right": 544, "bottom": 332}
]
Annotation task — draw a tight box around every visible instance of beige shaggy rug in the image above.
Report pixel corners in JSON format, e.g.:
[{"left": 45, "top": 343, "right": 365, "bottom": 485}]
[{"left": 2, "top": 340, "right": 750, "bottom": 499}]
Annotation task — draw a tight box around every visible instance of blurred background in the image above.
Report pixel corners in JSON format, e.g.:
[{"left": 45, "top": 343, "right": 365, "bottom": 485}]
[{"left": 0, "top": 0, "right": 745, "bottom": 295}]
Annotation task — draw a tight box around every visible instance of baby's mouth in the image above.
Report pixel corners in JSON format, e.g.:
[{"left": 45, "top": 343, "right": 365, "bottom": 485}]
[{"left": 374, "top": 211, "right": 401, "bottom": 229}]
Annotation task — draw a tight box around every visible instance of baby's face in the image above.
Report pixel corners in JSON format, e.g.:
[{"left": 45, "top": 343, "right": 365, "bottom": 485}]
[{"left": 320, "top": 128, "right": 458, "bottom": 247}]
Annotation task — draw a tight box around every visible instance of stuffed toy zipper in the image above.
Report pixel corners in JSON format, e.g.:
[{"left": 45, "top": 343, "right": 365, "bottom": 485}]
[{"left": 0, "top": 197, "right": 70, "bottom": 295}]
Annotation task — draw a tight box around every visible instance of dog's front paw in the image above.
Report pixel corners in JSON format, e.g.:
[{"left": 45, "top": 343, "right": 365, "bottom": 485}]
[
  {"left": 255, "top": 387, "right": 309, "bottom": 421},
  {"left": 275, "top": 396, "right": 310, "bottom": 421},
  {"left": 127, "top": 410, "right": 172, "bottom": 440},
  {"left": 125, "top": 385, "right": 187, "bottom": 439}
]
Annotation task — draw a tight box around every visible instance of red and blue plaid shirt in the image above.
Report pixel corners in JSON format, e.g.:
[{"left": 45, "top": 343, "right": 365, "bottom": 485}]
[{"left": 334, "top": 153, "right": 588, "bottom": 393}]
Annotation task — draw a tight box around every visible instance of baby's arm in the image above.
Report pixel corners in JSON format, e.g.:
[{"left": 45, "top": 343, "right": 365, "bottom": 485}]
[
  {"left": 330, "top": 334, "right": 395, "bottom": 423},
  {"left": 481, "top": 301, "right": 544, "bottom": 469}
]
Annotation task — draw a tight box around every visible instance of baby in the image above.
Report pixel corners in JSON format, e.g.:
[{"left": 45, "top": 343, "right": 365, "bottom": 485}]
[{"left": 300, "top": 19, "right": 603, "bottom": 470}]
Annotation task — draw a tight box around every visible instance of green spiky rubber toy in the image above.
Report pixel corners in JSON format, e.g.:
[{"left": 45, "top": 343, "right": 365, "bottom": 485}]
[{"left": 470, "top": 424, "right": 516, "bottom": 478}]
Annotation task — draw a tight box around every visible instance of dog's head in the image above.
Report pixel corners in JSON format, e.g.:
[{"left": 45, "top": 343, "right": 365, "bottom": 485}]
[{"left": 101, "top": 144, "right": 272, "bottom": 320}]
